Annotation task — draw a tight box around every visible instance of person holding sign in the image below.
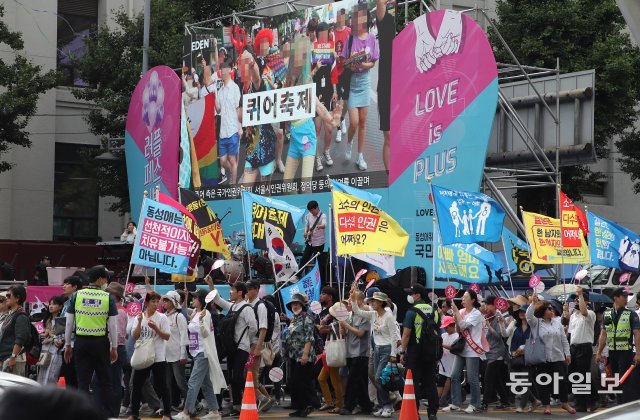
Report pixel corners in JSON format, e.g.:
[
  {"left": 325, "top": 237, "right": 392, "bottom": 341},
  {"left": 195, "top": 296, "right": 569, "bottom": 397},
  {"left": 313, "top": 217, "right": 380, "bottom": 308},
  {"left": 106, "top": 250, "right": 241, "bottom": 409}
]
[
  {"left": 215, "top": 61, "right": 242, "bottom": 185},
  {"left": 350, "top": 290, "right": 398, "bottom": 418},
  {"left": 300, "top": 201, "right": 326, "bottom": 270}
]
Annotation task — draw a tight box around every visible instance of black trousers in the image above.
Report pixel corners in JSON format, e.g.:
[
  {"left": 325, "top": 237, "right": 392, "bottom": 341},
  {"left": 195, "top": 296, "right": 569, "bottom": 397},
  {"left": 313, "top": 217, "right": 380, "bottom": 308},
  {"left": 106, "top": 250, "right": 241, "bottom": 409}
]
[
  {"left": 60, "top": 355, "right": 78, "bottom": 388},
  {"left": 608, "top": 350, "right": 640, "bottom": 403},
  {"left": 300, "top": 244, "right": 323, "bottom": 270},
  {"left": 259, "top": 353, "right": 283, "bottom": 400},
  {"left": 483, "top": 359, "right": 512, "bottom": 405},
  {"left": 344, "top": 356, "right": 373, "bottom": 412},
  {"left": 407, "top": 351, "right": 439, "bottom": 416},
  {"left": 227, "top": 349, "right": 249, "bottom": 406},
  {"left": 569, "top": 343, "right": 595, "bottom": 409},
  {"left": 289, "top": 360, "right": 317, "bottom": 411},
  {"left": 131, "top": 362, "right": 171, "bottom": 416},
  {"left": 74, "top": 336, "right": 114, "bottom": 417},
  {"left": 532, "top": 361, "right": 569, "bottom": 405}
]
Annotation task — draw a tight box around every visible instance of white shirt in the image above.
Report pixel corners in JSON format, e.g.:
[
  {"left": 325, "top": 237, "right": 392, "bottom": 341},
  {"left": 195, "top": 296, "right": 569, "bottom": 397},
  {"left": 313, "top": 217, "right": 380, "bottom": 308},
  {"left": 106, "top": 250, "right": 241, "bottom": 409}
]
[
  {"left": 305, "top": 212, "right": 327, "bottom": 247},
  {"left": 136, "top": 311, "right": 170, "bottom": 363},
  {"left": 352, "top": 304, "right": 399, "bottom": 356},
  {"left": 165, "top": 310, "right": 189, "bottom": 362},
  {"left": 213, "top": 296, "right": 257, "bottom": 352},
  {"left": 247, "top": 297, "right": 268, "bottom": 345},
  {"left": 568, "top": 309, "right": 595, "bottom": 345},
  {"left": 439, "top": 331, "right": 459, "bottom": 377},
  {"left": 216, "top": 79, "right": 241, "bottom": 139},
  {"left": 526, "top": 304, "right": 570, "bottom": 362},
  {"left": 188, "top": 317, "right": 206, "bottom": 357},
  {"left": 457, "top": 308, "right": 487, "bottom": 360}
]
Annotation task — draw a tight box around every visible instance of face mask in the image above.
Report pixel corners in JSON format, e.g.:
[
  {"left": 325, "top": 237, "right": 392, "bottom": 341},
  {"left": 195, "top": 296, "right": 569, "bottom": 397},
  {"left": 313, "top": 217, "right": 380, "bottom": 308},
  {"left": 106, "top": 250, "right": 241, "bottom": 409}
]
[
  {"left": 407, "top": 295, "right": 415, "bottom": 305},
  {"left": 292, "top": 307, "right": 302, "bottom": 315}
]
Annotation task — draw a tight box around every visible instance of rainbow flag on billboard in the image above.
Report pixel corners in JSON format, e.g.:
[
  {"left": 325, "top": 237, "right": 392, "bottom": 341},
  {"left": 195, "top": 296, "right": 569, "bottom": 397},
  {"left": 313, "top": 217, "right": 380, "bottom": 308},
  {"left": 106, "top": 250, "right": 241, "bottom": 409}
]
[{"left": 187, "top": 94, "right": 218, "bottom": 186}]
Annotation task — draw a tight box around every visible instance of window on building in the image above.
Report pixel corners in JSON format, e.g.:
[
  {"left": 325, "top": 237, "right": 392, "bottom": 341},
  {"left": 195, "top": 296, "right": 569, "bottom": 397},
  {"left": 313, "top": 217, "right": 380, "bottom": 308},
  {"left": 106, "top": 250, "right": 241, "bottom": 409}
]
[
  {"left": 54, "top": 143, "right": 99, "bottom": 240},
  {"left": 57, "top": 0, "right": 98, "bottom": 87}
]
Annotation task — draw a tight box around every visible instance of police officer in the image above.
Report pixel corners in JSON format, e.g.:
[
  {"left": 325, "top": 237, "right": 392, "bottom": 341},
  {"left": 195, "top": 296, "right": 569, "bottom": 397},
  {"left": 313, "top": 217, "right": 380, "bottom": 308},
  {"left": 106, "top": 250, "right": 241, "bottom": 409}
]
[
  {"left": 400, "top": 284, "right": 440, "bottom": 420},
  {"left": 64, "top": 265, "right": 119, "bottom": 416},
  {"left": 595, "top": 287, "right": 640, "bottom": 403}
]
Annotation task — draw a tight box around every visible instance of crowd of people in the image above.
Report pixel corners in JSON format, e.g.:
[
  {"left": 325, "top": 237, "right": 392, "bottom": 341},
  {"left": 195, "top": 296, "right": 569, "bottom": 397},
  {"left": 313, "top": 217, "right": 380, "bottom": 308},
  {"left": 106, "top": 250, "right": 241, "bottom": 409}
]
[
  {"left": 182, "top": 0, "right": 396, "bottom": 188},
  {"left": 3, "top": 261, "right": 640, "bottom": 420}
]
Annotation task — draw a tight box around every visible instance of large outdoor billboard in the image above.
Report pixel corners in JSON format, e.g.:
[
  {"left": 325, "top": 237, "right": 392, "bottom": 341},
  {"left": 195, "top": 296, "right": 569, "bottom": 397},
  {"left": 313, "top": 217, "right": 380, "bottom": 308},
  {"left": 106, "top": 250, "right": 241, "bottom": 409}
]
[{"left": 182, "top": 0, "right": 392, "bottom": 200}]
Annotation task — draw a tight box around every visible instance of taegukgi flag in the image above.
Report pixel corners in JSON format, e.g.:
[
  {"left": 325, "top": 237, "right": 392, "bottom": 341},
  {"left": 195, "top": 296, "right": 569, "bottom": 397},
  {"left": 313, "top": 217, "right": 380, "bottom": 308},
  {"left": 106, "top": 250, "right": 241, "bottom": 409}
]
[
  {"left": 265, "top": 221, "right": 299, "bottom": 283},
  {"left": 432, "top": 184, "right": 505, "bottom": 245}
]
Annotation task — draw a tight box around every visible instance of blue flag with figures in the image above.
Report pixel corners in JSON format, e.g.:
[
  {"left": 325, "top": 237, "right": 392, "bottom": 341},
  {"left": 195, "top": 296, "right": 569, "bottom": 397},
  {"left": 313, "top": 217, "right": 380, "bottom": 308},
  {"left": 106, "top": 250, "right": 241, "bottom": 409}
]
[
  {"left": 280, "top": 261, "right": 321, "bottom": 317},
  {"left": 434, "top": 229, "right": 505, "bottom": 284},
  {"left": 330, "top": 179, "right": 381, "bottom": 206},
  {"left": 588, "top": 212, "right": 640, "bottom": 272},
  {"left": 432, "top": 185, "right": 505, "bottom": 245}
]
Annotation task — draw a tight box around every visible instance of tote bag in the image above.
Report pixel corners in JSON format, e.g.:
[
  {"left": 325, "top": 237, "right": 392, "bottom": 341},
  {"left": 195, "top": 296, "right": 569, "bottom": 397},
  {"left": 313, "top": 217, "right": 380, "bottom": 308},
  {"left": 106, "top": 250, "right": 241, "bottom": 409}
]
[
  {"left": 524, "top": 322, "right": 546, "bottom": 366},
  {"left": 325, "top": 324, "right": 346, "bottom": 368},
  {"left": 131, "top": 316, "right": 156, "bottom": 370}
]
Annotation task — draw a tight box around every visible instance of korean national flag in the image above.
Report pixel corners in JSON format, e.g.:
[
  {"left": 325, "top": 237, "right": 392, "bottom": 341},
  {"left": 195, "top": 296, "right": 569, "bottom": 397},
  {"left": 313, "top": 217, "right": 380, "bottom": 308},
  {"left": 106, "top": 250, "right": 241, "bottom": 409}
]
[
  {"left": 432, "top": 185, "right": 505, "bottom": 245},
  {"left": 265, "top": 221, "right": 299, "bottom": 283}
]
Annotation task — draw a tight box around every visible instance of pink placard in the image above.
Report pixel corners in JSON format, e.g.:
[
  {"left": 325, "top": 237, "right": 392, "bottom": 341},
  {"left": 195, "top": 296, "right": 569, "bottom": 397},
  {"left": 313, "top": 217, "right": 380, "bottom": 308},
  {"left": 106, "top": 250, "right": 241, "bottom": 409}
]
[
  {"left": 445, "top": 285, "right": 457, "bottom": 299},
  {"left": 619, "top": 273, "right": 631, "bottom": 284},
  {"left": 494, "top": 297, "right": 508, "bottom": 312},
  {"left": 125, "top": 283, "right": 135, "bottom": 295},
  {"left": 355, "top": 269, "right": 368, "bottom": 283},
  {"left": 126, "top": 302, "right": 142, "bottom": 317},
  {"left": 33, "top": 321, "right": 45, "bottom": 334},
  {"left": 26, "top": 286, "right": 64, "bottom": 304},
  {"left": 469, "top": 283, "right": 480, "bottom": 294},
  {"left": 529, "top": 274, "right": 541, "bottom": 288}
]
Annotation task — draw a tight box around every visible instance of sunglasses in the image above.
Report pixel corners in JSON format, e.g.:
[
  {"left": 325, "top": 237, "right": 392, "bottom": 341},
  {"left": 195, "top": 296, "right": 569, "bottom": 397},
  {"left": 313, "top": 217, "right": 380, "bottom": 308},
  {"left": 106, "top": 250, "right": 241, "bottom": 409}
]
[{"left": 546, "top": 307, "right": 554, "bottom": 311}]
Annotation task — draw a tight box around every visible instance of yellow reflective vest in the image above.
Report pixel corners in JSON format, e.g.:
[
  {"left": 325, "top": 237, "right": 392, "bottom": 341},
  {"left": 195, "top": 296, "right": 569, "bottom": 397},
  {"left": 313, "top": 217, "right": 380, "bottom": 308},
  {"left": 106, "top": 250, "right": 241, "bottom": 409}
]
[{"left": 74, "top": 288, "right": 110, "bottom": 337}]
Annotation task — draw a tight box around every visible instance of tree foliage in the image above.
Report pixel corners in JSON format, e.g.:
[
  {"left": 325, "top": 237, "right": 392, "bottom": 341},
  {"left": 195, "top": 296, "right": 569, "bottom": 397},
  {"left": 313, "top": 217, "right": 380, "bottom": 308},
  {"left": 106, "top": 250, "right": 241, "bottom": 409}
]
[
  {"left": 0, "top": 5, "right": 59, "bottom": 173},
  {"left": 491, "top": 0, "right": 640, "bottom": 198}
]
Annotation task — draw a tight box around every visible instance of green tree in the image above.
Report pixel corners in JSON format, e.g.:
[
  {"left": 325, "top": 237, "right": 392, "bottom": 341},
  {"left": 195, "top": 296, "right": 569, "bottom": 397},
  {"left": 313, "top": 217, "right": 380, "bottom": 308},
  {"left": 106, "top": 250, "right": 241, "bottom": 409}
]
[
  {"left": 491, "top": 0, "right": 640, "bottom": 199},
  {"left": 0, "top": 5, "right": 59, "bottom": 173}
]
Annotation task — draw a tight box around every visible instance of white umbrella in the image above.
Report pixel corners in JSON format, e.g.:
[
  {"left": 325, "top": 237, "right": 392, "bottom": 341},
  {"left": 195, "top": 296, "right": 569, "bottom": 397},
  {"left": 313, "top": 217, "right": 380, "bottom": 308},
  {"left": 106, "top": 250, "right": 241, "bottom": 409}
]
[{"left": 547, "top": 283, "right": 590, "bottom": 297}]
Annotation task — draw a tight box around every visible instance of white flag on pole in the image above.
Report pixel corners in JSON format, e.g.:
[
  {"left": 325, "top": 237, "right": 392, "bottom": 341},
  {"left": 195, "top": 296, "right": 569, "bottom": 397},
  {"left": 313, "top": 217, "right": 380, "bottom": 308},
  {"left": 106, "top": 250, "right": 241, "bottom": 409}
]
[{"left": 352, "top": 253, "right": 396, "bottom": 275}]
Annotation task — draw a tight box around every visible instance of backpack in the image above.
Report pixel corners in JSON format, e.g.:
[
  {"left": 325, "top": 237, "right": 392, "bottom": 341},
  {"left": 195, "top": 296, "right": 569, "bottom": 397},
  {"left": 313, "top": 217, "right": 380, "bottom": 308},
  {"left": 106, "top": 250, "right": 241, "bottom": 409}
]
[
  {"left": 253, "top": 299, "right": 276, "bottom": 342},
  {"left": 217, "top": 304, "right": 251, "bottom": 359},
  {"left": 411, "top": 306, "right": 443, "bottom": 362},
  {"left": 16, "top": 312, "right": 41, "bottom": 360}
]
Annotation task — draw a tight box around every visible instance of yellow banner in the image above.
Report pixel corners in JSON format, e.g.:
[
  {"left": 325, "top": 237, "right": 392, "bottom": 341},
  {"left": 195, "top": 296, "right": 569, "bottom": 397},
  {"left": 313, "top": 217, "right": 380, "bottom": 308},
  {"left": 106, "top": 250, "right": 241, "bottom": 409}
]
[
  {"left": 171, "top": 273, "right": 197, "bottom": 283},
  {"left": 332, "top": 190, "right": 409, "bottom": 257},
  {"left": 522, "top": 211, "right": 589, "bottom": 264}
]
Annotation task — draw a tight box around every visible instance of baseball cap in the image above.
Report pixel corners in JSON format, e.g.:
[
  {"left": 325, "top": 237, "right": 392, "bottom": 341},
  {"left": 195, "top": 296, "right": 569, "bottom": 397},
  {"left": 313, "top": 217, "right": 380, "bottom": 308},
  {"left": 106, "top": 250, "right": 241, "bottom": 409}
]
[
  {"left": 85, "top": 265, "right": 114, "bottom": 282},
  {"left": 404, "top": 284, "right": 428, "bottom": 300},
  {"left": 365, "top": 287, "right": 381, "bottom": 299},
  {"left": 441, "top": 316, "right": 455, "bottom": 329}
]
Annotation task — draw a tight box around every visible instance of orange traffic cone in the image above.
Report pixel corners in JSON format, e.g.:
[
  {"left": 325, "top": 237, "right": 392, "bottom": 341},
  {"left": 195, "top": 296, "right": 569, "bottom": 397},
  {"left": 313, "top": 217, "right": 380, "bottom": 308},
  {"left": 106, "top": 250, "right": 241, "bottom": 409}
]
[
  {"left": 57, "top": 376, "right": 66, "bottom": 389},
  {"left": 239, "top": 371, "right": 258, "bottom": 420},
  {"left": 399, "top": 369, "right": 419, "bottom": 420}
]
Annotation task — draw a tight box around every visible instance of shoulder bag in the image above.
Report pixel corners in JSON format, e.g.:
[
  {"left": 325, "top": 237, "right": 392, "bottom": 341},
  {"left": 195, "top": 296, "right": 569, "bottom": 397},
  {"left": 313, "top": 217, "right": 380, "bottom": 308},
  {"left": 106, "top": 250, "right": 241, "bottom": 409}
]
[
  {"left": 130, "top": 315, "right": 156, "bottom": 370},
  {"left": 325, "top": 324, "right": 346, "bottom": 367},
  {"left": 524, "top": 321, "right": 546, "bottom": 366}
]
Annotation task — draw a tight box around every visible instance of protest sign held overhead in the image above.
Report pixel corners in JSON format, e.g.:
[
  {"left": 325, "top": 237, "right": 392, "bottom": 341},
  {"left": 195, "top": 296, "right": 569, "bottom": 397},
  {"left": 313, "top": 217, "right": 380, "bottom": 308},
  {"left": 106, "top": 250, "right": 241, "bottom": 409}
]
[
  {"left": 157, "top": 192, "right": 201, "bottom": 276},
  {"left": 522, "top": 211, "right": 589, "bottom": 265},
  {"left": 332, "top": 190, "right": 408, "bottom": 257},
  {"left": 559, "top": 191, "right": 588, "bottom": 247},
  {"left": 588, "top": 212, "right": 640, "bottom": 272},
  {"left": 432, "top": 185, "right": 505, "bottom": 245},
  {"left": 242, "top": 192, "right": 304, "bottom": 250},
  {"left": 131, "top": 197, "right": 195, "bottom": 275},
  {"left": 280, "top": 261, "right": 321, "bottom": 318},
  {"left": 179, "top": 188, "right": 230, "bottom": 258}
]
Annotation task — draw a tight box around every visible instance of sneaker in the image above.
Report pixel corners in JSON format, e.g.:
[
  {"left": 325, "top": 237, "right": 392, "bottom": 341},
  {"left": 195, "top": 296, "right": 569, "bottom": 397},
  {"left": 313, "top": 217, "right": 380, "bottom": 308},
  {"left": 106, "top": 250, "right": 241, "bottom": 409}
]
[
  {"left": 222, "top": 409, "right": 240, "bottom": 417},
  {"left": 351, "top": 407, "right": 362, "bottom": 415},
  {"left": 324, "top": 150, "right": 334, "bottom": 166},
  {"left": 119, "top": 406, "right": 128, "bottom": 417},
  {"left": 151, "top": 408, "right": 165, "bottom": 417},
  {"left": 316, "top": 156, "right": 324, "bottom": 171},
  {"left": 381, "top": 407, "right": 394, "bottom": 418},
  {"left": 356, "top": 153, "right": 367, "bottom": 170},
  {"left": 259, "top": 398, "right": 274, "bottom": 413},
  {"left": 464, "top": 405, "right": 481, "bottom": 414},
  {"left": 335, "top": 129, "right": 343, "bottom": 143},
  {"left": 173, "top": 413, "right": 191, "bottom": 420},
  {"left": 515, "top": 406, "right": 524, "bottom": 413},
  {"left": 318, "top": 403, "right": 334, "bottom": 411},
  {"left": 201, "top": 410, "right": 222, "bottom": 420},
  {"left": 373, "top": 408, "right": 384, "bottom": 417},
  {"left": 139, "top": 405, "right": 155, "bottom": 416},
  {"left": 528, "top": 400, "right": 541, "bottom": 412},
  {"left": 341, "top": 119, "right": 347, "bottom": 135},
  {"left": 441, "top": 404, "right": 460, "bottom": 412},
  {"left": 428, "top": 415, "right": 438, "bottom": 420},
  {"left": 345, "top": 141, "right": 353, "bottom": 161}
]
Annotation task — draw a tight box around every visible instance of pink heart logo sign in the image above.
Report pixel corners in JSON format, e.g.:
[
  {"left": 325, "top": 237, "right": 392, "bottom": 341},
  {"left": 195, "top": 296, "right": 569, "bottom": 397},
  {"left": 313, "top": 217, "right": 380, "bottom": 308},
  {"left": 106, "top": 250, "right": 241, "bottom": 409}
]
[
  {"left": 125, "top": 282, "right": 135, "bottom": 295},
  {"left": 469, "top": 283, "right": 480, "bottom": 294},
  {"left": 529, "top": 274, "right": 541, "bottom": 288},
  {"left": 494, "top": 298, "right": 508, "bottom": 312},
  {"left": 619, "top": 272, "right": 631, "bottom": 284},
  {"left": 126, "top": 302, "right": 142, "bottom": 317},
  {"left": 445, "top": 285, "right": 457, "bottom": 299}
]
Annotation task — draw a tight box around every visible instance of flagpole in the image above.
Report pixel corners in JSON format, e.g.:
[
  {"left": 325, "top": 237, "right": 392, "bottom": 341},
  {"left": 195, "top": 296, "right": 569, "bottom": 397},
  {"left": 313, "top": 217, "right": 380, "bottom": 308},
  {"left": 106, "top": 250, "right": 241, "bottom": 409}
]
[
  {"left": 272, "top": 252, "right": 321, "bottom": 295},
  {"left": 329, "top": 204, "right": 333, "bottom": 288},
  {"left": 241, "top": 192, "right": 253, "bottom": 281},
  {"left": 431, "top": 216, "right": 437, "bottom": 301},
  {"left": 518, "top": 206, "right": 538, "bottom": 296},
  {"left": 125, "top": 190, "right": 149, "bottom": 285},
  {"left": 557, "top": 183, "right": 565, "bottom": 294},
  {"left": 342, "top": 256, "right": 348, "bottom": 303},
  {"left": 427, "top": 178, "right": 450, "bottom": 290},
  {"left": 585, "top": 205, "right": 592, "bottom": 289},
  {"left": 500, "top": 233, "right": 515, "bottom": 295},
  {"left": 177, "top": 185, "right": 188, "bottom": 290}
]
